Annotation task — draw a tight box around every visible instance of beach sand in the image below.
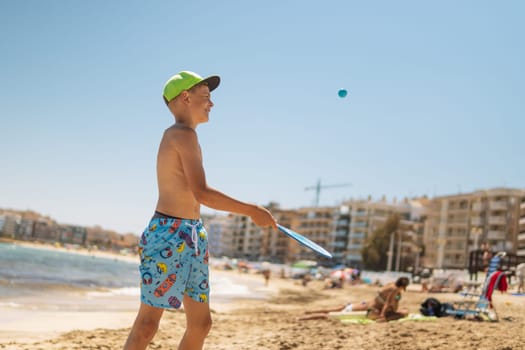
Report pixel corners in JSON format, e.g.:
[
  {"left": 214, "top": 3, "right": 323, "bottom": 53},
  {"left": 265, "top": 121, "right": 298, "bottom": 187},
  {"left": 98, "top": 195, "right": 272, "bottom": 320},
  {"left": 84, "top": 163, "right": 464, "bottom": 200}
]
[{"left": 1, "top": 270, "right": 524, "bottom": 350}]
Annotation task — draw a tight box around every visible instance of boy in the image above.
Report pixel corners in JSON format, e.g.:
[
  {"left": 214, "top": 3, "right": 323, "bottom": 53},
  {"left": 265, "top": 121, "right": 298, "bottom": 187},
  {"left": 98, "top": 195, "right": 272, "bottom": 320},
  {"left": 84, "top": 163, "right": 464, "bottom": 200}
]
[{"left": 124, "top": 71, "right": 277, "bottom": 350}]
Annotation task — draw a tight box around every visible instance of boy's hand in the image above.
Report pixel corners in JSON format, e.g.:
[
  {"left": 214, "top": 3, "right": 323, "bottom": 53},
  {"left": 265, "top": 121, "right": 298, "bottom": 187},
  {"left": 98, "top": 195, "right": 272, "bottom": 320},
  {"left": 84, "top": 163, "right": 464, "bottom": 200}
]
[{"left": 249, "top": 205, "right": 277, "bottom": 229}]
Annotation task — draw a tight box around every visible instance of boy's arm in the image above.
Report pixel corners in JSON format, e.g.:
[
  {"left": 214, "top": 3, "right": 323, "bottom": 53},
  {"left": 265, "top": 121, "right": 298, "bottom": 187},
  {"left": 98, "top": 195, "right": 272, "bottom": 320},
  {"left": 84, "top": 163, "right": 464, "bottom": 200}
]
[{"left": 174, "top": 128, "right": 276, "bottom": 229}]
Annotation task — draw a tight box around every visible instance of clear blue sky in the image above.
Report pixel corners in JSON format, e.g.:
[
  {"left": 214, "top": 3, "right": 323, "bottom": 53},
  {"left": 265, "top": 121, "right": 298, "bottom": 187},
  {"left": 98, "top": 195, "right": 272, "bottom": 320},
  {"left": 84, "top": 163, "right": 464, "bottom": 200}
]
[{"left": 1, "top": 1, "right": 523, "bottom": 234}]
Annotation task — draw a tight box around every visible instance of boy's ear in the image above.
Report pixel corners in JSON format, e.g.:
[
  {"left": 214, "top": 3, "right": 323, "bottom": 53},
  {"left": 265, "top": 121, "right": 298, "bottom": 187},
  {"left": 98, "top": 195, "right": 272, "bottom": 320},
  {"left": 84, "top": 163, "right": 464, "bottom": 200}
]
[{"left": 180, "top": 91, "right": 191, "bottom": 104}]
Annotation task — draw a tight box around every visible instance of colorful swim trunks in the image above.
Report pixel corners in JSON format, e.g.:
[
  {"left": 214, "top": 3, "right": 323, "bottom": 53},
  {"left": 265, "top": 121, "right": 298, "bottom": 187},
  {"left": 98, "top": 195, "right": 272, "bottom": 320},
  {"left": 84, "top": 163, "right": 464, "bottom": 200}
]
[{"left": 138, "top": 212, "right": 209, "bottom": 309}]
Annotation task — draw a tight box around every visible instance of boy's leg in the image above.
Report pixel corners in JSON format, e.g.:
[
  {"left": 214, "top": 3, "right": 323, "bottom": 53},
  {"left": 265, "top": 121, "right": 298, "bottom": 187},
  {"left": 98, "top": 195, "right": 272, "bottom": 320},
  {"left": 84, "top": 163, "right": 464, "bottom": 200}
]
[
  {"left": 178, "top": 294, "right": 212, "bottom": 350},
  {"left": 124, "top": 303, "right": 164, "bottom": 350}
]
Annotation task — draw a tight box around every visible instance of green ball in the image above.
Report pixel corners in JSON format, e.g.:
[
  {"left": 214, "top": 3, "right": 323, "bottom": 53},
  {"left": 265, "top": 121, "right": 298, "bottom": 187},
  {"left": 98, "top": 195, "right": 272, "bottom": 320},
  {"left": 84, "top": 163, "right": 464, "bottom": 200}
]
[{"left": 338, "top": 89, "right": 348, "bottom": 98}]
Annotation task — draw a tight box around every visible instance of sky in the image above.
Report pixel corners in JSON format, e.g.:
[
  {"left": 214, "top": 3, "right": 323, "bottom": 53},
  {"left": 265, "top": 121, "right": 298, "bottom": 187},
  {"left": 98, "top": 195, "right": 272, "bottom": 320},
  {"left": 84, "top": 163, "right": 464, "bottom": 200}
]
[{"left": 1, "top": 1, "right": 524, "bottom": 234}]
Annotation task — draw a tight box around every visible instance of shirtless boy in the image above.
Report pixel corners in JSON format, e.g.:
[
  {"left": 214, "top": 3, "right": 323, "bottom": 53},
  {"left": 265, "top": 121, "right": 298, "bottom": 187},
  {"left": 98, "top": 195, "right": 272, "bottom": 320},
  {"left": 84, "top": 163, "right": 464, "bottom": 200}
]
[{"left": 124, "top": 71, "right": 277, "bottom": 350}]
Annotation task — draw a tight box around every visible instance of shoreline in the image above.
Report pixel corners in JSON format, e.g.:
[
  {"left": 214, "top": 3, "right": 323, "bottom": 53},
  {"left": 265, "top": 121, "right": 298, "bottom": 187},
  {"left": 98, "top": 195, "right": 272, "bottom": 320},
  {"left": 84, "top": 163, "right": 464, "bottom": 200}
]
[
  {"left": 0, "top": 268, "right": 280, "bottom": 344},
  {"left": 0, "top": 238, "right": 139, "bottom": 264}
]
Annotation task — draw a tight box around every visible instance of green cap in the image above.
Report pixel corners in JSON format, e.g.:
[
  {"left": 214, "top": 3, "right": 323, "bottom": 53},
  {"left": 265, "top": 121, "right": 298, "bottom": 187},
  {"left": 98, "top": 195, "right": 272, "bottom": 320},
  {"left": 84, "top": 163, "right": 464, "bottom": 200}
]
[{"left": 163, "top": 71, "right": 220, "bottom": 104}]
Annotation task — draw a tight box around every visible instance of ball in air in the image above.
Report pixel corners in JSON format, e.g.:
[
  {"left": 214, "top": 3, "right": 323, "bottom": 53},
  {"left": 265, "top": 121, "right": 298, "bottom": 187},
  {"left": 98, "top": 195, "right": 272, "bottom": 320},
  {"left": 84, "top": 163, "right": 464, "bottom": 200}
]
[{"left": 338, "top": 89, "right": 348, "bottom": 98}]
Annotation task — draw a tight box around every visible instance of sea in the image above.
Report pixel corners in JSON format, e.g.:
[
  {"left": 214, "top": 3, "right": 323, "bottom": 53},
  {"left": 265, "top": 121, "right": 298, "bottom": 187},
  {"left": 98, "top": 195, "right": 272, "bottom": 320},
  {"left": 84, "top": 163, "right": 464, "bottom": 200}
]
[{"left": 0, "top": 242, "right": 267, "bottom": 313}]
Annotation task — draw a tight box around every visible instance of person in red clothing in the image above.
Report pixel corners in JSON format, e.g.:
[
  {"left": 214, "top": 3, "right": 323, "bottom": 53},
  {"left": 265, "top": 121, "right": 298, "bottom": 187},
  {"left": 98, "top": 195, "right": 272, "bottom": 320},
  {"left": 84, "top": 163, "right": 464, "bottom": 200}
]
[{"left": 484, "top": 268, "right": 508, "bottom": 307}]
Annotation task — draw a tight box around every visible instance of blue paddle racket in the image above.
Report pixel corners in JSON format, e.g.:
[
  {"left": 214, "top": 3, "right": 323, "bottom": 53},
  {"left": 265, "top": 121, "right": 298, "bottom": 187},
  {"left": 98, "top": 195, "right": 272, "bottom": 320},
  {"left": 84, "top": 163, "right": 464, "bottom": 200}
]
[{"left": 277, "top": 224, "right": 333, "bottom": 259}]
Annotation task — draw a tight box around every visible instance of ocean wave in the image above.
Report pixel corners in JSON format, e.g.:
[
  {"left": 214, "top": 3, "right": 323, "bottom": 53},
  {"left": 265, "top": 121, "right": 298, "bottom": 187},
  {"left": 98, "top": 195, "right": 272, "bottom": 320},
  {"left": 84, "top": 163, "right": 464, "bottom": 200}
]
[
  {"left": 210, "top": 276, "right": 251, "bottom": 297},
  {"left": 0, "top": 301, "right": 22, "bottom": 308}
]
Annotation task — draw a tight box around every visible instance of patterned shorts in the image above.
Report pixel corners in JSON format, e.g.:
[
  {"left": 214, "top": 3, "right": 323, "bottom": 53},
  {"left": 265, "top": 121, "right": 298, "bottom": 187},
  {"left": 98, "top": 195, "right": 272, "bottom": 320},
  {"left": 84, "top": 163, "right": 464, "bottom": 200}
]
[{"left": 138, "top": 212, "right": 209, "bottom": 309}]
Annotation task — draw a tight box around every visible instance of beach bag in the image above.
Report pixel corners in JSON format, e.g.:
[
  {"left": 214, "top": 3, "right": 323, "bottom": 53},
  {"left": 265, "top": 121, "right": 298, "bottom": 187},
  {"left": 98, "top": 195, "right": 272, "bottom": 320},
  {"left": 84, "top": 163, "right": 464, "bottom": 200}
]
[
  {"left": 420, "top": 297, "right": 441, "bottom": 316},
  {"left": 420, "top": 298, "right": 455, "bottom": 317}
]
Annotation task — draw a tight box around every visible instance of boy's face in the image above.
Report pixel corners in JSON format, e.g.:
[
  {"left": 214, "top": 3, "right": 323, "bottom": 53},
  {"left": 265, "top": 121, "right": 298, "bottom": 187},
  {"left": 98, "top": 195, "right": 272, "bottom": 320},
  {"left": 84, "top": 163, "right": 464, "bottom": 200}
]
[{"left": 188, "top": 84, "right": 214, "bottom": 124}]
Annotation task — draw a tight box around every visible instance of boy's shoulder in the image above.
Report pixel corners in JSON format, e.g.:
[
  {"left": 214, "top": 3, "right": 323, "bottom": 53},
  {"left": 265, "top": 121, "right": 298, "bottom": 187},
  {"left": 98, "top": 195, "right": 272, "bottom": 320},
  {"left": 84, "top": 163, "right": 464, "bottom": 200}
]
[
  {"left": 165, "top": 124, "right": 198, "bottom": 138},
  {"left": 166, "top": 123, "right": 196, "bottom": 132},
  {"left": 163, "top": 125, "right": 199, "bottom": 149}
]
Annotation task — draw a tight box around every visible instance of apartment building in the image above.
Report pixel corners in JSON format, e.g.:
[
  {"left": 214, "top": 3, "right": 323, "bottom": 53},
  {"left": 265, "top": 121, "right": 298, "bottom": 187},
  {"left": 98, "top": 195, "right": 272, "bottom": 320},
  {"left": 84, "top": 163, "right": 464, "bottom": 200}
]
[
  {"left": 57, "top": 225, "right": 88, "bottom": 245},
  {"left": 518, "top": 197, "right": 525, "bottom": 257},
  {"left": 17, "top": 218, "right": 34, "bottom": 240},
  {"left": 32, "top": 218, "right": 59, "bottom": 242},
  {"left": 343, "top": 198, "right": 423, "bottom": 268},
  {"left": 223, "top": 200, "right": 424, "bottom": 266},
  {"left": 332, "top": 205, "right": 351, "bottom": 263},
  {"left": 203, "top": 213, "right": 231, "bottom": 257},
  {"left": 423, "top": 188, "right": 525, "bottom": 269},
  {"left": 226, "top": 205, "right": 338, "bottom": 264},
  {"left": 227, "top": 214, "right": 263, "bottom": 261},
  {"left": 0, "top": 208, "right": 138, "bottom": 250},
  {"left": 0, "top": 214, "right": 20, "bottom": 238},
  {"left": 294, "top": 206, "right": 335, "bottom": 262},
  {"left": 260, "top": 208, "right": 301, "bottom": 263}
]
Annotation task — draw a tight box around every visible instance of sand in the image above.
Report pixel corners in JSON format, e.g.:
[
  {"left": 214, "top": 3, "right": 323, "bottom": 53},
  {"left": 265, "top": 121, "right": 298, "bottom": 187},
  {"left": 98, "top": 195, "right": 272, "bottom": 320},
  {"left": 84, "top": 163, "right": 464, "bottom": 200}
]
[{"left": 1, "top": 270, "right": 524, "bottom": 350}]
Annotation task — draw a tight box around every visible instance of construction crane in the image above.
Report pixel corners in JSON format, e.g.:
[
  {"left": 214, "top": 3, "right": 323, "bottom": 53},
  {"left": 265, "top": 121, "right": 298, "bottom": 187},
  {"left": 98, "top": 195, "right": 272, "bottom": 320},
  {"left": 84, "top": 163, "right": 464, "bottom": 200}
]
[{"left": 305, "top": 178, "right": 352, "bottom": 207}]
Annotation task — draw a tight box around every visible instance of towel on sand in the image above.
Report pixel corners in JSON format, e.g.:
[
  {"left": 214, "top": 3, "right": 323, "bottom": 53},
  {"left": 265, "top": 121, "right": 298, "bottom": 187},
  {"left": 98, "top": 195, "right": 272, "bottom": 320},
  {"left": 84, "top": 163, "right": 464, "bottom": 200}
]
[{"left": 330, "top": 312, "right": 437, "bottom": 325}]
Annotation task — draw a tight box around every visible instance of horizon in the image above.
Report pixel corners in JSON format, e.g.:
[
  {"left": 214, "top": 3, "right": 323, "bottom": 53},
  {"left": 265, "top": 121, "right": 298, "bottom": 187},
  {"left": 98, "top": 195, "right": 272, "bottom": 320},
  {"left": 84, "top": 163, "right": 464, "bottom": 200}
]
[{"left": 1, "top": 1, "right": 524, "bottom": 234}]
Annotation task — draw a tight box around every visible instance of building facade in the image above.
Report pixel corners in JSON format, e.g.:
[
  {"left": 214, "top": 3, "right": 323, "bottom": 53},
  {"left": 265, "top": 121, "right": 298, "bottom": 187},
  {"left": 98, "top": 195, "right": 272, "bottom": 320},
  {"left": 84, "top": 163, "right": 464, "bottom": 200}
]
[
  {"left": 518, "top": 197, "right": 525, "bottom": 257},
  {"left": 223, "top": 200, "right": 425, "bottom": 267},
  {"left": 57, "top": 225, "right": 88, "bottom": 245},
  {"left": 0, "top": 214, "right": 20, "bottom": 238},
  {"left": 227, "top": 214, "right": 263, "bottom": 261},
  {"left": 294, "top": 206, "right": 335, "bottom": 263},
  {"left": 342, "top": 198, "right": 423, "bottom": 269},
  {"left": 203, "top": 213, "right": 231, "bottom": 257},
  {"left": 423, "top": 188, "right": 525, "bottom": 268},
  {"left": 260, "top": 208, "right": 301, "bottom": 263}
]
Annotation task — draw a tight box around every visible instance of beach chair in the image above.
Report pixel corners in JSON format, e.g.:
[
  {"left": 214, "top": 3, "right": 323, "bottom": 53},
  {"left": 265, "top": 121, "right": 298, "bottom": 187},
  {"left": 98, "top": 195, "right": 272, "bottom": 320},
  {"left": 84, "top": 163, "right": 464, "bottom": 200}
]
[
  {"left": 477, "top": 252, "right": 507, "bottom": 301},
  {"left": 486, "top": 252, "right": 505, "bottom": 275},
  {"left": 446, "top": 296, "right": 494, "bottom": 321},
  {"left": 447, "top": 253, "right": 508, "bottom": 321}
]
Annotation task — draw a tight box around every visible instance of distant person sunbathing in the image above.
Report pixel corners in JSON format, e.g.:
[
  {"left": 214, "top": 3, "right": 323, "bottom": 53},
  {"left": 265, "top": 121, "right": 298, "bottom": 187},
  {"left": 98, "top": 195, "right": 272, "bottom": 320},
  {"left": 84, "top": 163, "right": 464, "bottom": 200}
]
[
  {"left": 422, "top": 277, "right": 464, "bottom": 293},
  {"left": 298, "top": 277, "right": 410, "bottom": 322}
]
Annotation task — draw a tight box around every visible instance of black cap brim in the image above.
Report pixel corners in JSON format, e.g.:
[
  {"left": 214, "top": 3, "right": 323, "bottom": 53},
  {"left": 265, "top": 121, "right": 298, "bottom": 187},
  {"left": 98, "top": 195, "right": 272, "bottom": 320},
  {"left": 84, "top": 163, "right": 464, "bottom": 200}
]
[{"left": 201, "top": 75, "right": 220, "bottom": 92}]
